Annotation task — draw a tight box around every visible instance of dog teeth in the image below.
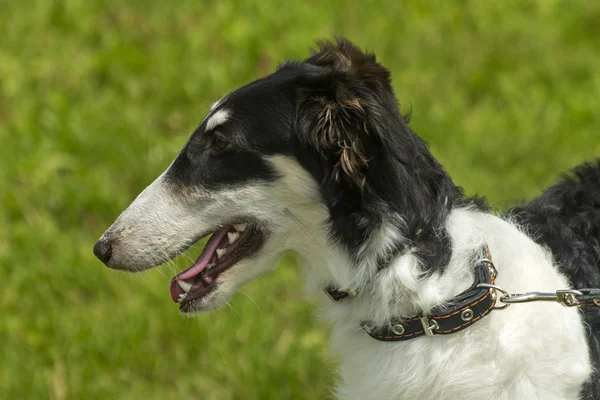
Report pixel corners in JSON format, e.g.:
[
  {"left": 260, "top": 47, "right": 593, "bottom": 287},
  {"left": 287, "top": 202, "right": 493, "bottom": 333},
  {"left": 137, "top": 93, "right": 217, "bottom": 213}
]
[
  {"left": 177, "top": 293, "right": 188, "bottom": 303},
  {"left": 177, "top": 280, "right": 192, "bottom": 293},
  {"left": 227, "top": 232, "right": 239, "bottom": 244},
  {"left": 216, "top": 248, "right": 226, "bottom": 259},
  {"left": 234, "top": 223, "right": 247, "bottom": 232}
]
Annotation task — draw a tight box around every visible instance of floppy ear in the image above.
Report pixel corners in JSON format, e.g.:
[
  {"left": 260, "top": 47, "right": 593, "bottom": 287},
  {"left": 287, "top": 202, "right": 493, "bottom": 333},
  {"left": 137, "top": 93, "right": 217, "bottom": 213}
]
[
  {"left": 297, "top": 85, "right": 371, "bottom": 188},
  {"left": 296, "top": 38, "right": 411, "bottom": 189},
  {"left": 292, "top": 39, "right": 457, "bottom": 268}
]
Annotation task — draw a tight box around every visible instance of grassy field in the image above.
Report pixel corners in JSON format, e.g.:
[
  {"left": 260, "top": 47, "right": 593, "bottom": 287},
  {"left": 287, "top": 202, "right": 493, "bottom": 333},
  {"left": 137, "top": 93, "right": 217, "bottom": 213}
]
[{"left": 1, "top": 1, "right": 600, "bottom": 399}]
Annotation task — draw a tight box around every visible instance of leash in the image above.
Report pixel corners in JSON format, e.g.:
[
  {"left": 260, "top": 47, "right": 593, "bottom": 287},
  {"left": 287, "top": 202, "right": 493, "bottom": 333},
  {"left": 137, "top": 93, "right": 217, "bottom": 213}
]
[
  {"left": 325, "top": 245, "right": 600, "bottom": 342},
  {"left": 479, "top": 284, "right": 600, "bottom": 309}
]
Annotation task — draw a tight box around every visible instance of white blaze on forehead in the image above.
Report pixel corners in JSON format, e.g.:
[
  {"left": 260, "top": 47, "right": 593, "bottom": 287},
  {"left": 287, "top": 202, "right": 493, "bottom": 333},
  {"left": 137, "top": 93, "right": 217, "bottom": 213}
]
[{"left": 205, "top": 109, "right": 231, "bottom": 131}]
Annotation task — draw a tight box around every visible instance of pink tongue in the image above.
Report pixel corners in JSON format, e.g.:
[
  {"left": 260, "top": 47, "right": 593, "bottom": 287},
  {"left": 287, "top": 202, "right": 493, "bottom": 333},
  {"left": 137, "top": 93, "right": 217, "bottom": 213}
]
[{"left": 169, "top": 227, "right": 230, "bottom": 302}]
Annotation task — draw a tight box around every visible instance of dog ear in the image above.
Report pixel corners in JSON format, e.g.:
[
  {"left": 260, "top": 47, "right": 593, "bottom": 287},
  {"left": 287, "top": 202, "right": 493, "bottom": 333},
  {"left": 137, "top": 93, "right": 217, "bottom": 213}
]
[
  {"left": 296, "top": 38, "right": 407, "bottom": 189},
  {"left": 297, "top": 85, "right": 371, "bottom": 188}
]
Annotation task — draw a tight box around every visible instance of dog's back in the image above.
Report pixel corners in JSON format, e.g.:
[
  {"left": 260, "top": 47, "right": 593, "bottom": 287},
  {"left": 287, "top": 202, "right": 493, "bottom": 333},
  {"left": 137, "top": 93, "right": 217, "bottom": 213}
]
[{"left": 509, "top": 160, "right": 600, "bottom": 399}]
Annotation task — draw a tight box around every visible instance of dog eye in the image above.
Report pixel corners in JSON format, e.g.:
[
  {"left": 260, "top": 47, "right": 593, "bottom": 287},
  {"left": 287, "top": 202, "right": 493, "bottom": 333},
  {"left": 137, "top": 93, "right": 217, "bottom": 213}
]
[{"left": 213, "top": 137, "right": 232, "bottom": 151}]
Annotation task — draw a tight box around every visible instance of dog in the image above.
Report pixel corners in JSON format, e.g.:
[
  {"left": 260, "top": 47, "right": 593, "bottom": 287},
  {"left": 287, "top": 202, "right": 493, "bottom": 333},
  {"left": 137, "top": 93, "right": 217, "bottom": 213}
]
[{"left": 94, "top": 38, "right": 600, "bottom": 399}]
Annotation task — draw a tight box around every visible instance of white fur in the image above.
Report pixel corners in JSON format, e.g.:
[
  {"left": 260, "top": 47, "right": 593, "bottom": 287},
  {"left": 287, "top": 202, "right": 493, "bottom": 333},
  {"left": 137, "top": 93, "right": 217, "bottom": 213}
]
[
  {"left": 326, "top": 210, "right": 591, "bottom": 400},
  {"left": 259, "top": 157, "right": 591, "bottom": 399},
  {"left": 205, "top": 108, "right": 230, "bottom": 131},
  {"left": 97, "top": 171, "right": 205, "bottom": 270},
  {"left": 104, "top": 155, "right": 592, "bottom": 399},
  {"left": 266, "top": 156, "right": 591, "bottom": 400}
]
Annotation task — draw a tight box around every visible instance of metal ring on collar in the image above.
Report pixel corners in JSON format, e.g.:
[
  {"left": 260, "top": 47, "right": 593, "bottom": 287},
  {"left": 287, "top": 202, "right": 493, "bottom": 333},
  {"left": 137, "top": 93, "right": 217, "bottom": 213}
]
[
  {"left": 461, "top": 308, "right": 474, "bottom": 322},
  {"left": 477, "top": 283, "right": 511, "bottom": 310},
  {"left": 392, "top": 324, "right": 405, "bottom": 335}
]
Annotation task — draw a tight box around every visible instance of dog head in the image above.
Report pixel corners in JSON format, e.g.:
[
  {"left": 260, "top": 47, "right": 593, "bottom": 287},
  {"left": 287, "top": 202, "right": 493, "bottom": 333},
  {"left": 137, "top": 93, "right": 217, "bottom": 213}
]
[{"left": 94, "top": 38, "right": 454, "bottom": 313}]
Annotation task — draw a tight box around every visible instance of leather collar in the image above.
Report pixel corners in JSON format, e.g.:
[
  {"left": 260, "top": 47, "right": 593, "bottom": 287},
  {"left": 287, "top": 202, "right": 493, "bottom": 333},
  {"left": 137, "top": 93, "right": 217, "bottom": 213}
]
[{"left": 325, "top": 245, "right": 498, "bottom": 341}]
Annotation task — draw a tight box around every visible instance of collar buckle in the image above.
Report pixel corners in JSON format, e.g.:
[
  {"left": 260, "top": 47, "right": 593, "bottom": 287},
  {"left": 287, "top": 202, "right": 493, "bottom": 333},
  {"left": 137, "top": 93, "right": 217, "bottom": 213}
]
[
  {"left": 419, "top": 317, "right": 440, "bottom": 337},
  {"left": 324, "top": 287, "right": 357, "bottom": 302}
]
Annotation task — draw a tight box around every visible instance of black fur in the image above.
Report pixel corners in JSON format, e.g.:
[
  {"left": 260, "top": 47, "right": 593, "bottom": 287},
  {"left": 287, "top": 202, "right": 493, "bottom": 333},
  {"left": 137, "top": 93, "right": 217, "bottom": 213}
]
[
  {"left": 110, "top": 37, "right": 599, "bottom": 395},
  {"left": 292, "top": 39, "right": 456, "bottom": 270},
  {"left": 508, "top": 160, "right": 600, "bottom": 399},
  {"left": 167, "top": 38, "right": 457, "bottom": 272}
]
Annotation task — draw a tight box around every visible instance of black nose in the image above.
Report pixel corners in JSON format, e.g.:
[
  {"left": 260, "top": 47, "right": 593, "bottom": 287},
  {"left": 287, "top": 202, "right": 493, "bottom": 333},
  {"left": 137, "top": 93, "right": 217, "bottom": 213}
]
[{"left": 93, "top": 238, "right": 113, "bottom": 266}]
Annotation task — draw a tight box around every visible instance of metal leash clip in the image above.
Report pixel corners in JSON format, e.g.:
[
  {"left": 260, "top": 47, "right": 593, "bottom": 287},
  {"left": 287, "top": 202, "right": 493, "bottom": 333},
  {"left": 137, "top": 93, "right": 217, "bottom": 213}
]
[{"left": 477, "top": 283, "right": 584, "bottom": 308}]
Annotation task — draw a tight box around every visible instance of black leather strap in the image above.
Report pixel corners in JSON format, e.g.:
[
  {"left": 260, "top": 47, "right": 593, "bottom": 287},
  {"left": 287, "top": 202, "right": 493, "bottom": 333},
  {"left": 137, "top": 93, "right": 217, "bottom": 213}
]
[
  {"left": 326, "top": 244, "right": 600, "bottom": 342},
  {"left": 361, "top": 255, "right": 497, "bottom": 341}
]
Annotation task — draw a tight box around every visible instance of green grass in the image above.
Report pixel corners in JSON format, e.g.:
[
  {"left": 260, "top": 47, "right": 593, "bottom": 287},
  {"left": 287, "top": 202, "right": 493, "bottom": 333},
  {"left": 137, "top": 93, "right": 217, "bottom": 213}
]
[{"left": 2, "top": 1, "right": 600, "bottom": 399}]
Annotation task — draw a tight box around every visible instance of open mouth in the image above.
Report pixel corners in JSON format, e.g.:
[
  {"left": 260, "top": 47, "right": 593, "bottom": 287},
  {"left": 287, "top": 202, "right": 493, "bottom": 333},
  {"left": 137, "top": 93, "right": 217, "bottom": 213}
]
[{"left": 169, "top": 222, "right": 263, "bottom": 310}]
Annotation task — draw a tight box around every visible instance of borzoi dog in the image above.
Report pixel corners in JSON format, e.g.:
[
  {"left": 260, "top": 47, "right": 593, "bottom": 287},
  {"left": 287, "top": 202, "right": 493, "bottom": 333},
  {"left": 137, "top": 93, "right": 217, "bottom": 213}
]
[{"left": 94, "top": 39, "right": 600, "bottom": 399}]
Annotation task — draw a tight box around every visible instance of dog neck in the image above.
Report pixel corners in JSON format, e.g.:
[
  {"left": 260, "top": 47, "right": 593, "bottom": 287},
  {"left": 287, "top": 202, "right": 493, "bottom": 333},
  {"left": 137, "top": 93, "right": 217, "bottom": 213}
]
[
  {"left": 290, "top": 207, "right": 484, "bottom": 329},
  {"left": 272, "top": 155, "right": 480, "bottom": 325}
]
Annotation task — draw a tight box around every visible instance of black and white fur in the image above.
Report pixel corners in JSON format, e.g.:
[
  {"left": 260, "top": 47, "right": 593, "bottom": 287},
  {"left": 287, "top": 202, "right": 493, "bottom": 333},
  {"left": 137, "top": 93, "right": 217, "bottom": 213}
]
[{"left": 95, "top": 39, "right": 600, "bottom": 399}]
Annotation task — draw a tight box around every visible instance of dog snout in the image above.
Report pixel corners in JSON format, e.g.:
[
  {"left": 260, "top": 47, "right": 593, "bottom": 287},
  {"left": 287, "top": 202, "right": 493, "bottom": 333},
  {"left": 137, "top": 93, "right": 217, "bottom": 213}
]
[{"left": 93, "top": 236, "right": 113, "bottom": 266}]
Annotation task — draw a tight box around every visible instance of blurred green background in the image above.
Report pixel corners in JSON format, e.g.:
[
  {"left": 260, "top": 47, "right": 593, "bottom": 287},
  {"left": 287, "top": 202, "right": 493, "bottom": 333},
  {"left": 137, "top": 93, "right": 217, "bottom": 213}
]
[{"left": 1, "top": 1, "right": 599, "bottom": 399}]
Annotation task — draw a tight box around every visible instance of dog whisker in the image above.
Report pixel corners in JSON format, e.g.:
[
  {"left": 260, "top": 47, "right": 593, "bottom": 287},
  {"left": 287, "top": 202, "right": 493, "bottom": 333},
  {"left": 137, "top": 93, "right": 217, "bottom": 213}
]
[
  {"left": 224, "top": 299, "right": 242, "bottom": 320},
  {"left": 284, "top": 208, "right": 331, "bottom": 257},
  {"left": 236, "top": 289, "right": 262, "bottom": 313}
]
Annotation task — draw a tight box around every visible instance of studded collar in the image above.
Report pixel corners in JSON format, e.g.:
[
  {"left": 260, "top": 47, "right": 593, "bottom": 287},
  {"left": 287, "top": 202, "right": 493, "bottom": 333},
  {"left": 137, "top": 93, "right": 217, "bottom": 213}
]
[{"left": 325, "top": 245, "right": 498, "bottom": 341}]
